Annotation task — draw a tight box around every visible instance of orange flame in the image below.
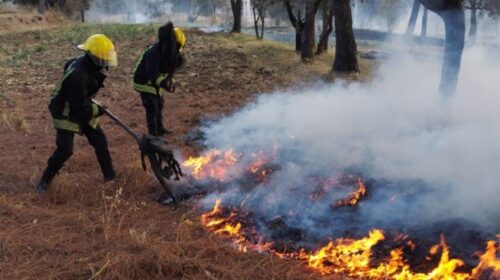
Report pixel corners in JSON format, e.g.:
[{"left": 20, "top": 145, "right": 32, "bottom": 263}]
[
  {"left": 471, "top": 240, "right": 500, "bottom": 279},
  {"left": 301, "top": 229, "right": 385, "bottom": 276},
  {"left": 201, "top": 200, "right": 273, "bottom": 253},
  {"left": 183, "top": 148, "right": 276, "bottom": 182},
  {"left": 183, "top": 149, "right": 240, "bottom": 181},
  {"left": 191, "top": 148, "right": 498, "bottom": 279},
  {"left": 200, "top": 200, "right": 499, "bottom": 279},
  {"left": 334, "top": 178, "right": 367, "bottom": 207}
]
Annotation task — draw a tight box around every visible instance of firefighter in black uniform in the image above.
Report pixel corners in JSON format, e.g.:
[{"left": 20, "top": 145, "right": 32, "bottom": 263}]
[
  {"left": 133, "top": 22, "right": 186, "bottom": 136},
  {"left": 36, "top": 34, "right": 118, "bottom": 193}
]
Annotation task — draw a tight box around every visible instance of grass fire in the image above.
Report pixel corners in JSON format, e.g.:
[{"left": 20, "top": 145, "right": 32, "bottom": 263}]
[
  {"left": 1, "top": 0, "right": 500, "bottom": 279},
  {"left": 183, "top": 148, "right": 499, "bottom": 279}
]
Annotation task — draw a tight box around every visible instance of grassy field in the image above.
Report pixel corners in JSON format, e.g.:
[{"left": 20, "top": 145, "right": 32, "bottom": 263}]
[{"left": 0, "top": 23, "right": 373, "bottom": 279}]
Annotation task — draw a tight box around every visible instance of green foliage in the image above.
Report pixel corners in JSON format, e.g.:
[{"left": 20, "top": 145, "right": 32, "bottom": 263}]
[
  {"left": 46, "top": 24, "right": 155, "bottom": 44},
  {"left": 10, "top": 48, "right": 31, "bottom": 65},
  {"left": 0, "top": 24, "right": 156, "bottom": 67},
  {"left": 35, "top": 44, "right": 48, "bottom": 53}
]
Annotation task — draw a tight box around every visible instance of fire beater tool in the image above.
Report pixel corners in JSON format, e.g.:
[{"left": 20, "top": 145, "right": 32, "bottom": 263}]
[{"left": 100, "top": 105, "right": 183, "bottom": 208}]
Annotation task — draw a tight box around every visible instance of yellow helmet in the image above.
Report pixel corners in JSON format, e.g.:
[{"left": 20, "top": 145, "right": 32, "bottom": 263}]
[
  {"left": 174, "top": 28, "right": 186, "bottom": 51},
  {"left": 77, "top": 34, "right": 118, "bottom": 67}
]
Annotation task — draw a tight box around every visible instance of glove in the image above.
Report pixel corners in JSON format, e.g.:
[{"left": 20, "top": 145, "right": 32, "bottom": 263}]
[
  {"left": 91, "top": 99, "right": 107, "bottom": 117},
  {"left": 160, "top": 78, "right": 176, "bottom": 93},
  {"left": 96, "top": 104, "right": 107, "bottom": 117},
  {"left": 167, "top": 79, "right": 176, "bottom": 93}
]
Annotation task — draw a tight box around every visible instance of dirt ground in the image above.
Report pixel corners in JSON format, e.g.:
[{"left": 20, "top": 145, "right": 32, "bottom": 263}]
[{"left": 0, "top": 23, "right": 372, "bottom": 279}]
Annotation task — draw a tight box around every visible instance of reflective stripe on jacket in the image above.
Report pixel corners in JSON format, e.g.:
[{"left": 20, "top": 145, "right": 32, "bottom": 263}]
[
  {"left": 49, "top": 55, "right": 105, "bottom": 133},
  {"left": 133, "top": 43, "right": 169, "bottom": 95}
]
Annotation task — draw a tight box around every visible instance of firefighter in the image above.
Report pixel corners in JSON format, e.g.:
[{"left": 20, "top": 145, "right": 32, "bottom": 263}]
[
  {"left": 36, "top": 34, "right": 118, "bottom": 193},
  {"left": 133, "top": 22, "right": 186, "bottom": 136}
]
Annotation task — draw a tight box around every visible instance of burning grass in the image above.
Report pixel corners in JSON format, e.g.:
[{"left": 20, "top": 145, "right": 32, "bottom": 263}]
[
  {"left": 200, "top": 200, "right": 499, "bottom": 279},
  {"left": 182, "top": 148, "right": 500, "bottom": 279}
]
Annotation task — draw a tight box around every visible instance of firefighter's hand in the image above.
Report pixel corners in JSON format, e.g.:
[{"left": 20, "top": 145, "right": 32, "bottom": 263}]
[
  {"left": 167, "top": 79, "right": 176, "bottom": 93},
  {"left": 160, "top": 78, "right": 176, "bottom": 93},
  {"left": 96, "top": 104, "right": 107, "bottom": 117}
]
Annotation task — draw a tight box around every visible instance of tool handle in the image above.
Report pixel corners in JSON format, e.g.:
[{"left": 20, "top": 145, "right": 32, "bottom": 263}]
[{"left": 102, "top": 108, "right": 141, "bottom": 143}]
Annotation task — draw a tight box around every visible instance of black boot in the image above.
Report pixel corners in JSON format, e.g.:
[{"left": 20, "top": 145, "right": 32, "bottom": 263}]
[
  {"left": 36, "top": 180, "right": 49, "bottom": 194},
  {"left": 95, "top": 151, "right": 115, "bottom": 182},
  {"left": 103, "top": 169, "right": 116, "bottom": 182}
]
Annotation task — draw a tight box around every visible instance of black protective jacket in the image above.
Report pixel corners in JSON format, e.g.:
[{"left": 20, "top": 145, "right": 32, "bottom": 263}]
[
  {"left": 133, "top": 43, "right": 168, "bottom": 95},
  {"left": 48, "top": 54, "right": 106, "bottom": 133}
]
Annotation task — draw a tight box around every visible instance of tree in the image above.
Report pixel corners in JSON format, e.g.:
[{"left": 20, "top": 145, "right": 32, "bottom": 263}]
[
  {"left": 461, "top": 1, "right": 500, "bottom": 42},
  {"left": 251, "top": 0, "right": 273, "bottom": 39},
  {"left": 332, "top": 0, "right": 359, "bottom": 72},
  {"left": 316, "top": 0, "right": 333, "bottom": 55},
  {"left": 406, "top": 0, "right": 421, "bottom": 35},
  {"left": 38, "top": 0, "right": 45, "bottom": 14},
  {"left": 300, "top": 0, "right": 321, "bottom": 60},
  {"left": 284, "top": 0, "right": 305, "bottom": 52},
  {"left": 420, "top": 0, "right": 465, "bottom": 96},
  {"left": 463, "top": 0, "right": 492, "bottom": 41},
  {"left": 230, "top": 0, "right": 243, "bottom": 32},
  {"left": 421, "top": 6, "right": 428, "bottom": 37}
]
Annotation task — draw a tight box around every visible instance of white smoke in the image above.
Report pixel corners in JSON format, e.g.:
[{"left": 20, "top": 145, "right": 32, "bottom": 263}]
[
  {"left": 197, "top": 47, "right": 500, "bottom": 237},
  {"left": 85, "top": 0, "right": 173, "bottom": 24}
]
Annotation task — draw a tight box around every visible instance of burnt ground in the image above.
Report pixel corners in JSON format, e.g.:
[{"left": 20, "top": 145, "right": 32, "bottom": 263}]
[{"left": 0, "top": 24, "right": 374, "bottom": 279}]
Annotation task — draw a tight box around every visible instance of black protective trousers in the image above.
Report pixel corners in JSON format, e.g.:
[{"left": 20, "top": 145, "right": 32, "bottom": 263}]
[
  {"left": 140, "top": 92, "right": 165, "bottom": 136},
  {"left": 41, "top": 124, "right": 115, "bottom": 183}
]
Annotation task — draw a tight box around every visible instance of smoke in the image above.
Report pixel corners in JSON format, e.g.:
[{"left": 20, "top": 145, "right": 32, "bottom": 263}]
[
  {"left": 85, "top": 0, "right": 173, "bottom": 24},
  {"left": 194, "top": 47, "right": 500, "bottom": 244}
]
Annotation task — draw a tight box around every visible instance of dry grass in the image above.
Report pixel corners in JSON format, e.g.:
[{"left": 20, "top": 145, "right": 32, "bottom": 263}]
[
  {"left": 1, "top": 105, "right": 29, "bottom": 132},
  {"left": 0, "top": 7, "right": 68, "bottom": 35},
  {"left": 0, "top": 24, "right": 375, "bottom": 279},
  {"left": 0, "top": 170, "right": 322, "bottom": 279},
  {"left": 217, "top": 32, "right": 375, "bottom": 84}
]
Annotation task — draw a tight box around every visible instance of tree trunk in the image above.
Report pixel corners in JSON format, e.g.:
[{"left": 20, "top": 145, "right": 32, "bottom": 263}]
[
  {"left": 406, "top": 0, "right": 420, "bottom": 35},
  {"left": 295, "top": 31, "right": 302, "bottom": 52},
  {"left": 420, "top": 0, "right": 462, "bottom": 11},
  {"left": 420, "top": 0, "right": 465, "bottom": 96},
  {"left": 260, "top": 15, "right": 266, "bottom": 39},
  {"left": 439, "top": 8, "right": 465, "bottom": 96},
  {"left": 284, "top": 0, "right": 304, "bottom": 52},
  {"left": 316, "top": 0, "right": 333, "bottom": 55},
  {"left": 332, "top": 0, "right": 359, "bottom": 72},
  {"left": 252, "top": 5, "right": 259, "bottom": 38},
  {"left": 81, "top": 9, "right": 85, "bottom": 23},
  {"left": 469, "top": 4, "right": 477, "bottom": 42},
  {"left": 301, "top": 0, "right": 320, "bottom": 61},
  {"left": 38, "top": 0, "right": 46, "bottom": 15},
  {"left": 260, "top": 12, "right": 266, "bottom": 39},
  {"left": 421, "top": 7, "right": 428, "bottom": 37},
  {"left": 252, "top": 4, "right": 264, "bottom": 39},
  {"left": 231, "top": 0, "right": 242, "bottom": 33}
]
